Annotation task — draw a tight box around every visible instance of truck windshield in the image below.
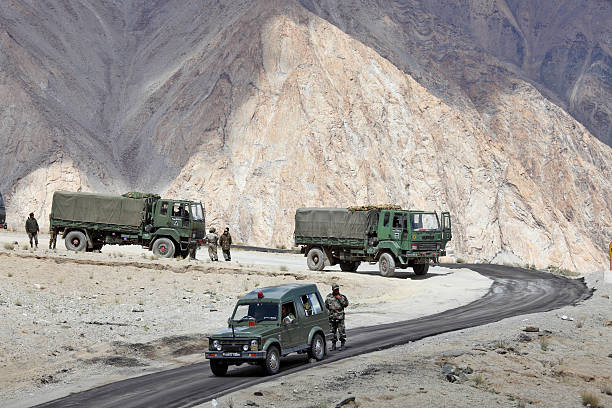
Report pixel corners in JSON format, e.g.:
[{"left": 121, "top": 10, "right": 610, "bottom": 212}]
[
  {"left": 232, "top": 303, "right": 278, "bottom": 322},
  {"left": 190, "top": 204, "right": 204, "bottom": 221},
  {"left": 410, "top": 213, "right": 439, "bottom": 231}
]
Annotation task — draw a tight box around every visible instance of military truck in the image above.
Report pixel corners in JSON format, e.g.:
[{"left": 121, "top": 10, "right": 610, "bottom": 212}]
[
  {"left": 205, "top": 283, "right": 331, "bottom": 376},
  {"left": 0, "top": 192, "right": 6, "bottom": 229},
  {"left": 294, "top": 207, "right": 452, "bottom": 277},
  {"left": 49, "top": 191, "right": 205, "bottom": 257}
]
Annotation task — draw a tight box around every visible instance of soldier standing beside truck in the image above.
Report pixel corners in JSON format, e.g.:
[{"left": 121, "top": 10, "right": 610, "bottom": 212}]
[
  {"left": 205, "top": 227, "right": 219, "bottom": 261},
  {"left": 325, "top": 283, "right": 349, "bottom": 351},
  {"left": 219, "top": 227, "right": 232, "bottom": 261},
  {"left": 25, "top": 212, "right": 39, "bottom": 249}
]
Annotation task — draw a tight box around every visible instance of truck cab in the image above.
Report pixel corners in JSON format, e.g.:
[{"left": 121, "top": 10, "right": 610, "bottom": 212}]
[
  {"left": 205, "top": 284, "right": 331, "bottom": 376},
  {"left": 148, "top": 199, "right": 206, "bottom": 258}
]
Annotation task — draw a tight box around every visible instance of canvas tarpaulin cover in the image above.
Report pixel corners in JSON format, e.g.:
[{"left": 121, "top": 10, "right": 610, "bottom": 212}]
[
  {"left": 51, "top": 191, "right": 145, "bottom": 227},
  {"left": 294, "top": 208, "right": 377, "bottom": 239}
]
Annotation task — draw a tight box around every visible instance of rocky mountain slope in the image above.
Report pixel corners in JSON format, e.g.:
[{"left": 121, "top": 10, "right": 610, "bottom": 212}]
[{"left": 0, "top": 0, "right": 610, "bottom": 272}]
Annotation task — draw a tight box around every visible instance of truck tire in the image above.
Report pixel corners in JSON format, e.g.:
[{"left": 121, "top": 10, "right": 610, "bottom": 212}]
[
  {"left": 379, "top": 253, "right": 396, "bottom": 277},
  {"left": 152, "top": 238, "right": 175, "bottom": 258},
  {"left": 306, "top": 248, "right": 325, "bottom": 271},
  {"left": 263, "top": 345, "right": 281, "bottom": 375},
  {"left": 308, "top": 333, "right": 325, "bottom": 361},
  {"left": 339, "top": 261, "right": 360, "bottom": 272},
  {"left": 413, "top": 264, "right": 429, "bottom": 276},
  {"left": 210, "top": 360, "right": 228, "bottom": 376},
  {"left": 65, "top": 230, "right": 87, "bottom": 252}
]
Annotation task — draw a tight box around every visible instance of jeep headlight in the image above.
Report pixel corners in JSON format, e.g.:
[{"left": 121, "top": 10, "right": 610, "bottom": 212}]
[
  {"left": 250, "top": 339, "right": 258, "bottom": 351},
  {"left": 211, "top": 339, "right": 222, "bottom": 351},
  {"left": 242, "top": 344, "right": 249, "bottom": 351}
]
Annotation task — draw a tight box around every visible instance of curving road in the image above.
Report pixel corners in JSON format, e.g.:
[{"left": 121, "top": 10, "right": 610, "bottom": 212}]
[{"left": 35, "top": 264, "right": 591, "bottom": 408}]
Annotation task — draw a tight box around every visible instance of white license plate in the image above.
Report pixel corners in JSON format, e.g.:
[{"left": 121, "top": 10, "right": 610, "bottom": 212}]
[{"left": 223, "top": 352, "right": 240, "bottom": 357}]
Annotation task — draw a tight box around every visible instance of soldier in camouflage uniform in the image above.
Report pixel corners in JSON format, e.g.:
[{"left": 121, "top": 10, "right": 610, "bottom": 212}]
[
  {"left": 25, "top": 212, "right": 39, "bottom": 249},
  {"left": 219, "top": 227, "right": 232, "bottom": 261},
  {"left": 205, "top": 227, "right": 219, "bottom": 261},
  {"left": 325, "top": 283, "right": 349, "bottom": 351}
]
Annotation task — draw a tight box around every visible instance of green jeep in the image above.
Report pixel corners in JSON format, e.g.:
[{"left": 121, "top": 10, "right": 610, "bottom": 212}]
[{"left": 205, "top": 283, "right": 331, "bottom": 376}]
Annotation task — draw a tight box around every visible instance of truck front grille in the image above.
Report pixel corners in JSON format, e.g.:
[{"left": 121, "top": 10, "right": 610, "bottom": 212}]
[{"left": 415, "top": 242, "right": 438, "bottom": 251}]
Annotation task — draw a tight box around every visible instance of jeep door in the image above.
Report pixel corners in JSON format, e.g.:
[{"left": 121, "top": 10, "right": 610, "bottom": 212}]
[{"left": 281, "top": 301, "right": 301, "bottom": 350}]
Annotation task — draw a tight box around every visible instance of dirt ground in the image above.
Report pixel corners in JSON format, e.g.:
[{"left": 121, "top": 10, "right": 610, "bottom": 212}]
[
  {"left": 205, "top": 271, "right": 612, "bottom": 408},
  {"left": 0, "top": 232, "right": 491, "bottom": 407}
]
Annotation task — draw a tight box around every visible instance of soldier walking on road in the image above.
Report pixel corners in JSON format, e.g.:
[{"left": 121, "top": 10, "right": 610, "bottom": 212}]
[
  {"left": 219, "top": 227, "right": 232, "bottom": 261},
  {"left": 205, "top": 227, "right": 219, "bottom": 261},
  {"left": 325, "top": 283, "right": 349, "bottom": 351},
  {"left": 25, "top": 212, "right": 39, "bottom": 249}
]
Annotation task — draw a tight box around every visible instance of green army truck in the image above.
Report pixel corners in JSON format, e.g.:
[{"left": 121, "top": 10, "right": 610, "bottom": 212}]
[
  {"left": 294, "top": 207, "right": 452, "bottom": 277},
  {"left": 49, "top": 191, "right": 206, "bottom": 257},
  {"left": 0, "top": 192, "right": 6, "bottom": 229}
]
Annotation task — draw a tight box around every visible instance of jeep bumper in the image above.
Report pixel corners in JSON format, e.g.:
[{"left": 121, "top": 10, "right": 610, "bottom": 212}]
[{"left": 205, "top": 350, "right": 267, "bottom": 360}]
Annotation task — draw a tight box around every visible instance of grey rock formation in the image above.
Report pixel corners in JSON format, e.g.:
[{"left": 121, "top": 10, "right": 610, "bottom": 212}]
[{"left": 0, "top": 0, "right": 610, "bottom": 272}]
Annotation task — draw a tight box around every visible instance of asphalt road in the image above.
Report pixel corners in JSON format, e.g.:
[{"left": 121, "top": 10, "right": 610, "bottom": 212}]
[{"left": 35, "top": 264, "right": 591, "bottom": 408}]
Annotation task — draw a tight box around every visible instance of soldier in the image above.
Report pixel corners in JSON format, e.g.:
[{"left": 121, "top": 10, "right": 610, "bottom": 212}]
[
  {"left": 325, "top": 283, "right": 349, "bottom": 351},
  {"left": 219, "top": 226, "right": 232, "bottom": 261},
  {"left": 49, "top": 229, "right": 57, "bottom": 250},
  {"left": 205, "top": 227, "right": 219, "bottom": 261},
  {"left": 25, "top": 212, "right": 39, "bottom": 249}
]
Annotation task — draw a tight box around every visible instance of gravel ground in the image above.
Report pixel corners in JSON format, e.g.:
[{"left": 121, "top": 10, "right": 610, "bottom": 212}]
[
  {"left": 0, "top": 233, "right": 491, "bottom": 407},
  {"left": 202, "top": 271, "right": 612, "bottom": 408}
]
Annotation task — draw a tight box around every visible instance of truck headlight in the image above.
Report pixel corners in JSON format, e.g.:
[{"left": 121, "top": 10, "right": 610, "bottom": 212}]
[
  {"left": 250, "top": 339, "right": 258, "bottom": 350},
  {"left": 242, "top": 344, "right": 249, "bottom": 351},
  {"left": 211, "top": 340, "right": 222, "bottom": 351}
]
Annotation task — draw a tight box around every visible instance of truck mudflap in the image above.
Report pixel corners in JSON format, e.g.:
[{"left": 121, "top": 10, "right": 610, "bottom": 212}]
[{"left": 205, "top": 351, "right": 266, "bottom": 360}]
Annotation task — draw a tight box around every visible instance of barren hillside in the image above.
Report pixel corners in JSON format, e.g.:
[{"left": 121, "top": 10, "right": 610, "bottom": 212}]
[{"left": 0, "top": 0, "right": 610, "bottom": 271}]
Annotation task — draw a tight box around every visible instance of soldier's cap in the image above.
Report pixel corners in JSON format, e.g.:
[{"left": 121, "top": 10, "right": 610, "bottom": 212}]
[
  {"left": 225, "top": 227, "right": 229, "bottom": 231},
  {"left": 29, "top": 212, "right": 34, "bottom": 217},
  {"left": 332, "top": 283, "right": 339, "bottom": 290}
]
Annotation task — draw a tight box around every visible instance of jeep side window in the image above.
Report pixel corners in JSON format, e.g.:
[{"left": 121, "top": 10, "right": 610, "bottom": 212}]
[
  {"left": 301, "top": 293, "right": 322, "bottom": 316},
  {"left": 160, "top": 202, "right": 169, "bottom": 215},
  {"left": 383, "top": 212, "right": 390, "bottom": 227},
  {"left": 281, "top": 302, "right": 296, "bottom": 324}
]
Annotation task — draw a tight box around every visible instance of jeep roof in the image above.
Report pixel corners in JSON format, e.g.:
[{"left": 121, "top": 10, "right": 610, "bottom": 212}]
[{"left": 238, "top": 283, "right": 319, "bottom": 304}]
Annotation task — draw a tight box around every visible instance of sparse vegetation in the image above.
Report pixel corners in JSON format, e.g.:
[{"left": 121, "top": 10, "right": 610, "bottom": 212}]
[
  {"left": 3, "top": 242, "right": 15, "bottom": 250},
  {"left": 14, "top": 299, "right": 22, "bottom": 306},
  {"left": 138, "top": 299, "right": 145, "bottom": 306},
  {"left": 314, "top": 403, "right": 328, "bottom": 408},
  {"left": 456, "top": 258, "right": 466, "bottom": 263},
  {"left": 546, "top": 265, "right": 580, "bottom": 277},
  {"left": 280, "top": 265, "right": 288, "bottom": 272},
  {"left": 601, "top": 382, "right": 612, "bottom": 396},
  {"left": 580, "top": 390, "right": 601, "bottom": 407},
  {"left": 126, "top": 276, "right": 132, "bottom": 280},
  {"left": 275, "top": 244, "right": 287, "bottom": 250},
  {"left": 473, "top": 373, "right": 485, "bottom": 385},
  {"left": 575, "top": 318, "right": 585, "bottom": 328},
  {"left": 539, "top": 337, "right": 550, "bottom": 351},
  {"left": 89, "top": 272, "right": 94, "bottom": 280},
  {"left": 7, "top": 272, "right": 13, "bottom": 277}
]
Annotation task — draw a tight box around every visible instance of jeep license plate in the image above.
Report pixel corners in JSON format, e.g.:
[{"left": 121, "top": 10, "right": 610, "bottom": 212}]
[{"left": 223, "top": 352, "right": 240, "bottom": 357}]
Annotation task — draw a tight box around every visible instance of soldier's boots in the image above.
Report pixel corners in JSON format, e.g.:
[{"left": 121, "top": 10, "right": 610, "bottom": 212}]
[
  {"left": 339, "top": 341, "right": 345, "bottom": 351},
  {"left": 331, "top": 342, "right": 337, "bottom": 351}
]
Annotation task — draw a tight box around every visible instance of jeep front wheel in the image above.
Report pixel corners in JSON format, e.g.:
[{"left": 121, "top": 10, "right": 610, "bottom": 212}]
[
  {"left": 65, "top": 230, "right": 87, "bottom": 252},
  {"left": 308, "top": 333, "right": 325, "bottom": 361},
  {"left": 306, "top": 248, "right": 325, "bottom": 271},
  {"left": 263, "top": 345, "right": 281, "bottom": 375},
  {"left": 210, "top": 360, "right": 228, "bottom": 376},
  {"left": 379, "top": 253, "right": 396, "bottom": 277},
  {"left": 152, "top": 238, "right": 175, "bottom": 258}
]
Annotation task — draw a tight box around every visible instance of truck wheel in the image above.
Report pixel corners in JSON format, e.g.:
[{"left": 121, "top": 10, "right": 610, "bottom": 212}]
[
  {"left": 152, "top": 238, "right": 175, "bottom": 258},
  {"left": 306, "top": 248, "right": 325, "bottom": 271},
  {"left": 379, "top": 253, "right": 396, "bottom": 277},
  {"left": 263, "top": 345, "right": 281, "bottom": 375},
  {"left": 210, "top": 360, "right": 228, "bottom": 376},
  {"left": 65, "top": 230, "right": 87, "bottom": 252},
  {"left": 413, "top": 264, "right": 429, "bottom": 276},
  {"left": 308, "top": 333, "right": 325, "bottom": 361},
  {"left": 339, "top": 261, "right": 360, "bottom": 272}
]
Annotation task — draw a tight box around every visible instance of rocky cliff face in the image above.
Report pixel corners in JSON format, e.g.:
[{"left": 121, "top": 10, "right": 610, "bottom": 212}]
[{"left": 0, "top": 0, "right": 610, "bottom": 272}]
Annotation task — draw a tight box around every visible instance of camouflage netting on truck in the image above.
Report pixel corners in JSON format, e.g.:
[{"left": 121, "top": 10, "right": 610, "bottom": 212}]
[
  {"left": 122, "top": 192, "right": 161, "bottom": 200},
  {"left": 51, "top": 191, "right": 146, "bottom": 227},
  {"left": 294, "top": 208, "right": 378, "bottom": 239},
  {"left": 347, "top": 204, "right": 401, "bottom": 211}
]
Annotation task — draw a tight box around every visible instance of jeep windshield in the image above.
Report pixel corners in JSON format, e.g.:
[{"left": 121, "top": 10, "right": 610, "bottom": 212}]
[
  {"left": 232, "top": 303, "right": 278, "bottom": 323},
  {"left": 410, "top": 213, "right": 440, "bottom": 231}
]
